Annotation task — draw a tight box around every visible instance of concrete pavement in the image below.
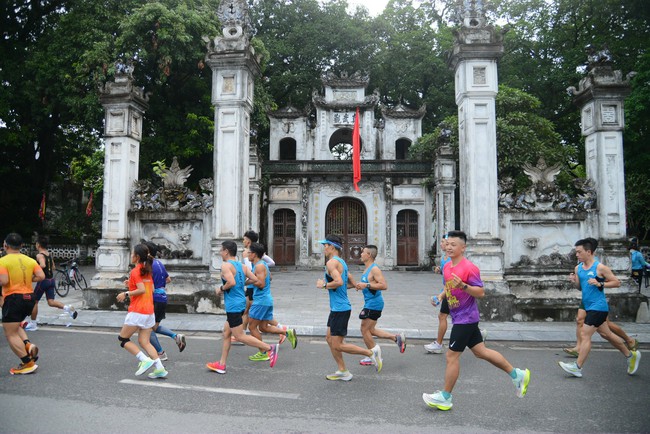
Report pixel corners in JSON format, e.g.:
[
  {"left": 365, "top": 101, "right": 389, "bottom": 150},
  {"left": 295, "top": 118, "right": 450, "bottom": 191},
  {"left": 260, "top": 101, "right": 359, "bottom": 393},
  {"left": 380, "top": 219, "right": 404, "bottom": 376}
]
[{"left": 33, "top": 266, "right": 650, "bottom": 345}]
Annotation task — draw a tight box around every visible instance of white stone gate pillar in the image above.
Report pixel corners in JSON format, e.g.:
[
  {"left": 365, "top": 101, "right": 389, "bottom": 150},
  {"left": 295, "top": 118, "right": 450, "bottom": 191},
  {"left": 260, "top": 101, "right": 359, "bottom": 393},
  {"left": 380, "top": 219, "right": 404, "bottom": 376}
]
[
  {"left": 448, "top": 3, "right": 506, "bottom": 285},
  {"left": 434, "top": 145, "right": 456, "bottom": 256},
  {"left": 569, "top": 54, "right": 634, "bottom": 273},
  {"left": 95, "top": 68, "right": 148, "bottom": 274},
  {"left": 206, "top": 0, "right": 261, "bottom": 270}
]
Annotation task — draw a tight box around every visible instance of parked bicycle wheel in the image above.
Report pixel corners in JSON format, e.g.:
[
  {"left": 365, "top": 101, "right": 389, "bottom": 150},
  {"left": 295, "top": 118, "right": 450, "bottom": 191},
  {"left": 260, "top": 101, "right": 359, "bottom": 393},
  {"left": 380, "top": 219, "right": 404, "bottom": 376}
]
[
  {"left": 55, "top": 270, "right": 71, "bottom": 297},
  {"left": 74, "top": 270, "right": 88, "bottom": 289}
]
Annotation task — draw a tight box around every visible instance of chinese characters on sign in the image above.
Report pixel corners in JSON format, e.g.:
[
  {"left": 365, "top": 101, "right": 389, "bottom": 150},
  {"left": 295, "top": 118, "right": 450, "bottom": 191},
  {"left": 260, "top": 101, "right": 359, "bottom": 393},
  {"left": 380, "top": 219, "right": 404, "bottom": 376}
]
[{"left": 333, "top": 111, "right": 356, "bottom": 125}]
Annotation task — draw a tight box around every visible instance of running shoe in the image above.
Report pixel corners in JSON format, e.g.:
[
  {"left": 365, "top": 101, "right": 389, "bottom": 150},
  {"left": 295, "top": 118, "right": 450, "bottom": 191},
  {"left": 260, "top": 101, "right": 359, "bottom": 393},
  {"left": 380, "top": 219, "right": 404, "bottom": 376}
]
[
  {"left": 286, "top": 329, "right": 298, "bottom": 349},
  {"left": 20, "top": 321, "right": 28, "bottom": 329},
  {"left": 24, "top": 321, "right": 38, "bottom": 331},
  {"left": 424, "top": 341, "right": 444, "bottom": 354},
  {"left": 628, "top": 350, "right": 641, "bottom": 375},
  {"left": 158, "top": 351, "right": 168, "bottom": 361},
  {"left": 206, "top": 361, "right": 226, "bottom": 374},
  {"left": 10, "top": 361, "right": 38, "bottom": 375},
  {"left": 268, "top": 344, "right": 279, "bottom": 368},
  {"left": 25, "top": 342, "right": 38, "bottom": 362},
  {"left": 148, "top": 368, "right": 169, "bottom": 379},
  {"left": 512, "top": 368, "right": 531, "bottom": 397},
  {"left": 326, "top": 370, "right": 353, "bottom": 381},
  {"left": 359, "top": 357, "right": 373, "bottom": 366},
  {"left": 480, "top": 328, "right": 488, "bottom": 343},
  {"left": 422, "top": 391, "right": 453, "bottom": 411},
  {"left": 558, "top": 361, "right": 582, "bottom": 378},
  {"left": 175, "top": 334, "right": 186, "bottom": 352},
  {"left": 562, "top": 348, "right": 579, "bottom": 358},
  {"left": 249, "top": 351, "right": 270, "bottom": 361},
  {"left": 396, "top": 332, "right": 406, "bottom": 353},
  {"left": 628, "top": 339, "right": 640, "bottom": 352},
  {"left": 370, "top": 345, "right": 383, "bottom": 373},
  {"left": 68, "top": 308, "right": 78, "bottom": 320},
  {"left": 135, "top": 358, "right": 155, "bottom": 376}
]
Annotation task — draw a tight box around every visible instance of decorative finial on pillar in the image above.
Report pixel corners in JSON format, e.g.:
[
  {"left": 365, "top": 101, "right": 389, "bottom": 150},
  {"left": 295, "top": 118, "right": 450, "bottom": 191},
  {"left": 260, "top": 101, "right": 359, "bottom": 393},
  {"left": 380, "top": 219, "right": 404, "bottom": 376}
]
[{"left": 455, "top": 0, "right": 486, "bottom": 28}]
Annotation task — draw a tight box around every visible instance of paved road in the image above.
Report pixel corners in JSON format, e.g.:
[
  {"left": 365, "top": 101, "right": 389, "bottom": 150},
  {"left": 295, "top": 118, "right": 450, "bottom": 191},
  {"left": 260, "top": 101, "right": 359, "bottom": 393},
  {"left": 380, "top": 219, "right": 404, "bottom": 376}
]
[{"left": 1, "top": 328, "right": 648, "bottom": 433}]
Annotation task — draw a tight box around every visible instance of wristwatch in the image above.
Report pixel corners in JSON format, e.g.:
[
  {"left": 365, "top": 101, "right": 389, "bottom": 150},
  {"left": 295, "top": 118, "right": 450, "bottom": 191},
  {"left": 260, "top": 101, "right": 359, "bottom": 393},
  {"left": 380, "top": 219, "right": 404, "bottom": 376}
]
[
  {"left": 462, "top": 283, "right": 468, "bottom": 290},
  {"left": 366, "top": 283, "right": 371, "bottom": 289},
  {"left": 322, "top": 282, "right": 327, "bottom": 289}
]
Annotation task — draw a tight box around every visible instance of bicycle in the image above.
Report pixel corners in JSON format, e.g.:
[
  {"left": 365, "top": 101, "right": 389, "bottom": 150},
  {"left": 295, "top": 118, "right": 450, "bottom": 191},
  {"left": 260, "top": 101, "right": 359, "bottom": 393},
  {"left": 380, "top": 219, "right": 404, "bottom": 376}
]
[{"left": 55, "top": 258, "right": 88, "bottom": 297}]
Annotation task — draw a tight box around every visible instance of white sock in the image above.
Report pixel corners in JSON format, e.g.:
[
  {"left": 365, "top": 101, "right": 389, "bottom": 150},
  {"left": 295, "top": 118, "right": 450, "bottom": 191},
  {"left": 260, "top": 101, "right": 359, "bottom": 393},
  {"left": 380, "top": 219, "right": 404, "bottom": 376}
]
[
  {"left": 154, "top": 358, "right": 163, "bottom": 369},
  {"left": 136, "top": 351, "right": 148, "bottom": 362},
  {"left": 63, "top": 305, "right": 71, "bottom": 312}
]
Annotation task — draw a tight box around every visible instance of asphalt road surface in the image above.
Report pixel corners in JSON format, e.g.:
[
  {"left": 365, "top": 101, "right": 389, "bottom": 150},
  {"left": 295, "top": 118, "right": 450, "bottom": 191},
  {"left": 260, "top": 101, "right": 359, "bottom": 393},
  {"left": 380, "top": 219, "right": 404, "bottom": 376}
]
[{"left": 1, "top": 328, "right": 648, "bottom": 433}]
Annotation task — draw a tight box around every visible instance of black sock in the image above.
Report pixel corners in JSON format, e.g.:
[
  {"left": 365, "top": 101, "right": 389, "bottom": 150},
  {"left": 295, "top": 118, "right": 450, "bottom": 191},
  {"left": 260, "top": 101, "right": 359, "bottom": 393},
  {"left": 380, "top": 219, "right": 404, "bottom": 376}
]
[
  {"left": 21, "top": 355, "right": 31, "bottom": 364},
  {"left": 23, "top": 339, "right": 30, "bottom": 345}
]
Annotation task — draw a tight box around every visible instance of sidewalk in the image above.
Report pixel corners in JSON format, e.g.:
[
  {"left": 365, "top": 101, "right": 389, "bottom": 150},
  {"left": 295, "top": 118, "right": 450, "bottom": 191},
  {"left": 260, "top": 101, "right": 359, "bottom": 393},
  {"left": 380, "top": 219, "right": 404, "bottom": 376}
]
[{"left": 34, "top": 267, "right": 650, "bottom": 344}]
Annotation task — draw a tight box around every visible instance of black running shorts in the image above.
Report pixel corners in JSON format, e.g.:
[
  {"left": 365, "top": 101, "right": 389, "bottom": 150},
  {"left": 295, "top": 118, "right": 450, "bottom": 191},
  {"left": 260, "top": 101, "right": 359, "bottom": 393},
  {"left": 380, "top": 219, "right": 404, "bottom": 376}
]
[
  {"left": 448, "top": 322, "right": 483, "bottom": 352},
  {"left": 226, "top": 311, "right": 245, "bottom": 329},
  {"left": 584, "top": 310, "right": 608, "bottom": 328},
  {"left": 327, "top": 310, "right": 351, "bottom": 337},
  {"left": 2, "top": 293, "right": 36, "bottom": 323},
  {"left": 440, "top": 298, "right": 450, "bottom": 314}
]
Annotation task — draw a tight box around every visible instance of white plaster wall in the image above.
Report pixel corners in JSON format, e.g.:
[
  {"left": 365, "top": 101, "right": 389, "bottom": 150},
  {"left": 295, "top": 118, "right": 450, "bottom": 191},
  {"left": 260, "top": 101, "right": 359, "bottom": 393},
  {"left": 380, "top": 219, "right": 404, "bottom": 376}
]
[{"left": 269, "top": 116, "right": 308, "bottom": 160}]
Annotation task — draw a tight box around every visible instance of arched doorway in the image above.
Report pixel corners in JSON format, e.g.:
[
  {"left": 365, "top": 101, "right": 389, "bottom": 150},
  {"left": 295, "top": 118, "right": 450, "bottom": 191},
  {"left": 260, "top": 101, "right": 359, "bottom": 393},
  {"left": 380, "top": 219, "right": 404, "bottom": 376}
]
[
  {"left": 325, "top": 198, "right": 367, "bottom": 264},
  {"left": 272, "top": 209, "right": 296, "bottom": 265},
  {"left": 397, "top": 209, "right": 419, "bottom": 265}
]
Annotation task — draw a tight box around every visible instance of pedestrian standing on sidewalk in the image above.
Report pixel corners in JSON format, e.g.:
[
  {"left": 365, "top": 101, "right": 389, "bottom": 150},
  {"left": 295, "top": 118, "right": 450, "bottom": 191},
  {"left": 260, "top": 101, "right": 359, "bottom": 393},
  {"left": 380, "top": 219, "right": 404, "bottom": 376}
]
[
  {"left": 316, "top": 235, "right": 382, "bottom": 381},
  {"left": 206, "top": 240, "right": 279, "bottom": 374},
  {"left": 116, "top": 244, "right": 167, "bottom": 379},
  {"left": 422, "top": 230, "right": 530, "bottom": 411},
  {"left": 25, "top": 236, "right": 77, "bottom": 331},
  {"left": 558, "top": 238, "right": 641, "bottom": 378},
  {"left": 630, "top": 243, "right": 649, "bottom": 291},
  {"left": 353, "top": 244, "right": 405, "bottom": 367},
  {"left": 143, "top": 241, "right": 186, "bottom": 362},
  {"left": 246, "top": 242, "right": 297, "bottom": 363},
  {"left": 0, "top": 233, "right": 44, "bottom": 375}
]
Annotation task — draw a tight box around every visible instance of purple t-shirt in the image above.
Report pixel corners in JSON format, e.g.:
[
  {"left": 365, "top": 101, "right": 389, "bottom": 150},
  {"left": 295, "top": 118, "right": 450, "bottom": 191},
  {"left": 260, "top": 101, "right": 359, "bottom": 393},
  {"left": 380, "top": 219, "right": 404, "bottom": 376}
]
[{"left": 443, "top": 257, "right": 483, "bottom": 324}]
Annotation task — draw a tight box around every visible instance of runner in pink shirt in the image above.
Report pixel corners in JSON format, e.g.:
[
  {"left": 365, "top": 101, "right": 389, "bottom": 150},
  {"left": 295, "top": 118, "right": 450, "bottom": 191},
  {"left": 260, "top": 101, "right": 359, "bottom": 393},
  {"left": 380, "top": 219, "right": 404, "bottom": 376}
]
[{"left": 422, "top": 230, "right": 531, "bottom": 411}]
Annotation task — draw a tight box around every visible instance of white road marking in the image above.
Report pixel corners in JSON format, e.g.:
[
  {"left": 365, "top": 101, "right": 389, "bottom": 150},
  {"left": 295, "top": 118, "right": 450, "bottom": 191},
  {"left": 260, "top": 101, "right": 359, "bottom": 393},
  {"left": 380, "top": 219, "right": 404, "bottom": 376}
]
[
  {"left": 32, "top": 327, "right": 222, "bottom": 340},
  {"left": 119, "top": 379, "right": 300, "bottom": 399},
  {"left": 510, "top": 346, "right": 619, "bottom": 352}
]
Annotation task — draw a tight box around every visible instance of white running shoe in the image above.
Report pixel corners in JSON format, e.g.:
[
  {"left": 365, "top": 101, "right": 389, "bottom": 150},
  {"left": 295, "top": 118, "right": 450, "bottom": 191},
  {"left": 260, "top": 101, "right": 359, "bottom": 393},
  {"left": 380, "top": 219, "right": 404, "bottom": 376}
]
[
  {"left": 422, "top": 391, "right": 453, "bottom": 410},
  {"left": 424, "top": 341, "right": 443, "bottom": 353},
  {"left": 558, "top": 361, "right": 582, "bottom": 378},
  {"left": 24, "top": 321, "right": 38, "bottom": 331},
  {"left": 627, "top": 350, "right": 641, "bottom": 375},
  {"left": 326, "top": 370, "right": 353, "bottom": 381}
]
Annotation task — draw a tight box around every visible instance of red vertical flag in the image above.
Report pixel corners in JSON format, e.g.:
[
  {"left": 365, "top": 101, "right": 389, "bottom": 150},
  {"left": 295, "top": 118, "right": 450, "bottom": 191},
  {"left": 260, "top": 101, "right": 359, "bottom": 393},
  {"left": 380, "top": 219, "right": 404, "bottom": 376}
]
[
  {"left": 352, "top": 107, "right": 361, "bottom": 192},
  {"left": 38, "top": 193, "right": 46, "bottom": 221},
  {"left": 86, "top": 191, "right": 94, "bottom": 217}
]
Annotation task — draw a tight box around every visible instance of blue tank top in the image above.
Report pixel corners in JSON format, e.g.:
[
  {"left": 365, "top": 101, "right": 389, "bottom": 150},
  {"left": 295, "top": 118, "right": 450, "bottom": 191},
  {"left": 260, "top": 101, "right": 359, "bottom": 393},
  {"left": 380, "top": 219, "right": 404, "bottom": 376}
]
[
  {"left": 577, "top": 261, "right": 608, "bottom": 312},
  {"left": 222, "top": 260, "right": 247, "bottom": 313},
  {"left": 436, "top": 255, "right": 452, "bottom": 294},
  {"left": 252, "top": 260, "right": 273, "bottom": 306},
  {"left": 361, "top": 263, "right": 384, "bottom": 310},
  {"left": 325, "top": 256, "right": 352, "bottom": 312}
]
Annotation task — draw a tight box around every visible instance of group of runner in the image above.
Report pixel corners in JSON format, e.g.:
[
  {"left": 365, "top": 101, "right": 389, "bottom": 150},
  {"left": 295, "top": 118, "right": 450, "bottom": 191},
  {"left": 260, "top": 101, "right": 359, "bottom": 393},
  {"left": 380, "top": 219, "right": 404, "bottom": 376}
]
[{"left": 0, "top": 230, "right": 642, "bottom": 412}]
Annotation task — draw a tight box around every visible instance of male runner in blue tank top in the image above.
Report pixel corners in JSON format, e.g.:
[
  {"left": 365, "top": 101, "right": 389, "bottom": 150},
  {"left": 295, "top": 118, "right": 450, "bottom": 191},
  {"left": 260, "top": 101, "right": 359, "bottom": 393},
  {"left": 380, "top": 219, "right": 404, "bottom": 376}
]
[
  {"left": 559, "top": 238, "right": 641, "bottom": 377},
  {"left": 246, "top": 242, "right": 297, "bottom": 362},
  {"left": 316, "top": 235, "right": 382, "bottom": 381},
  {"left": 206, "top": 241, "right": 279, "bottom": 374},
  {"left": 353, "top": 244, "right": 405, "bottom": 366}
]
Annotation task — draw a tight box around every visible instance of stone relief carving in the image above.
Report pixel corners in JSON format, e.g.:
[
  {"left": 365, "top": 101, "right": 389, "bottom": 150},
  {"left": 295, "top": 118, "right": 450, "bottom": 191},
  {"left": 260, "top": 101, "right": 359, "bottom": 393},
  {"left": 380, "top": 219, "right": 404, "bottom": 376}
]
[
  {"left": 130, "top": 157, "right": 213, "bottom": 212},
  {"left": 499, "top": 157, "right": 597, "bottom": 212},
  {"left": 511, "top": 250, "right": 576, "bottom": 269}
]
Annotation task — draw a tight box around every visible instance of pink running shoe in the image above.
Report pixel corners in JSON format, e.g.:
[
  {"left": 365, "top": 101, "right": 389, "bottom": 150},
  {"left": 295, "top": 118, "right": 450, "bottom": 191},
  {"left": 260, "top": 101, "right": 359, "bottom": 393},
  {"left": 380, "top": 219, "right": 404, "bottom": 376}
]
[
  {"left": 206, "top": 361, "right": 226, "bottom": 374},
  {"left": 268, "top": 344, "right": 279, "bottom": 368}
]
